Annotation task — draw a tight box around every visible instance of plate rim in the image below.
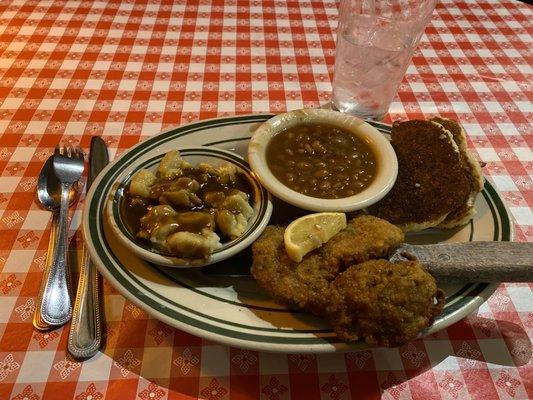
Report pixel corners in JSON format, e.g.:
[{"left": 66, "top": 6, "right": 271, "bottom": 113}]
[{"left": 82, "top": 113, "right": 513, "bottom": 353}]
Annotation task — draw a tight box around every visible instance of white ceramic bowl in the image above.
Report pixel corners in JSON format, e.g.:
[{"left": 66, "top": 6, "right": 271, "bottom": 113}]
[
  {"left": 106, "top": 146, "right": 272, "bottom": 268},
  {"left": 248, "top": 109, "right": 398, "bottom": 212}
]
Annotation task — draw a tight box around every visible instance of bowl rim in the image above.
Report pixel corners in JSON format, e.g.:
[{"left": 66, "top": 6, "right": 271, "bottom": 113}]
[
  {"left": 105, "top": 146, "right": 273, "bottom": 268},
  {"left": 247, "top": 109, "right": 398, "bottom": 212}
]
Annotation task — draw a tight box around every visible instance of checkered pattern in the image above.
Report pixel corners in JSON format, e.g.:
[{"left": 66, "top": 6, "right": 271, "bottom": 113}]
[{"left": 0, "top": 0, "right": 531, "bottom": 398}]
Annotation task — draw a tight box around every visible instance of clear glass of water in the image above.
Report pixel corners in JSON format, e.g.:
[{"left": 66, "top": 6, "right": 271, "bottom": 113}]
[{"left": 332, "top": 0, "right": 437, "bottom": 120}]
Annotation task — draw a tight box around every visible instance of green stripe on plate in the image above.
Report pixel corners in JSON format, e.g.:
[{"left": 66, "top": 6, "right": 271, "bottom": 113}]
[
  {"left": 101, "top": 231, "right": 334, "bottom": 336},
  {"left": 87, "top": 115, "right": 510, "bottom": 347},
  {"left": 91, "top": 116, "right": 336, "bottom": 339}
]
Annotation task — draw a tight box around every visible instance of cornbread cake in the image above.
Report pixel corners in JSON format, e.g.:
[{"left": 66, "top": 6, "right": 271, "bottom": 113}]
[
  {"left": 429, "top": 117, "right": 484, "bottom": 228},
  {"left": 370, "top": 119, "right": 474, "bottom": 232}
]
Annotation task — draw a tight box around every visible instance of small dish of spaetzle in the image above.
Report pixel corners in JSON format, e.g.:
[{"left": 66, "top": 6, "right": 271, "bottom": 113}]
[{"left": 106, "top": 147, "right": 272, "bottom": 268}]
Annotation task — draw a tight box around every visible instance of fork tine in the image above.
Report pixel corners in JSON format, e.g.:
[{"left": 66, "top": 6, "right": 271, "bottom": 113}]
[
  {"left": 54, "top": 145, "right": 61, "bottom": 156},
  {"left": 76, "top": 147, "right": 84, "bottom": 160}
]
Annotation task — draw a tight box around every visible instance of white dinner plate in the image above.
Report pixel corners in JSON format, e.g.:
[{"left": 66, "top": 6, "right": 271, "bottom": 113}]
[{"left": 82, "top": 114, "right": 513, "bottom": 353}]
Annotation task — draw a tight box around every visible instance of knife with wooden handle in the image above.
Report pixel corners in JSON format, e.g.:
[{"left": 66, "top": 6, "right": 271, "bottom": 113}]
[
  {"left": 389, "top": 242, "right": 533, "bottom": 282},
  {"left": 68, "top": 137, "right": 109, "bottom": 359}
]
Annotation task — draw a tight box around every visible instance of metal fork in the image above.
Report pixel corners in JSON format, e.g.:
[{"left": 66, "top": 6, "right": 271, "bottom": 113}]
[{"left": 40, "top": 146, "right": 85, "bottom": 326}]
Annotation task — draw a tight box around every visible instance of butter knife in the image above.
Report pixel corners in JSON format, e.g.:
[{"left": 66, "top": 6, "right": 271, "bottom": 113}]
[
  {"left": 389, "top": 241, "right": 533, "bottom": 282},
  {"left": 202, "top": 242, "right": 532, "bottom": 283},
  {"left": 68, "top": 137, "right": 109, "bottom": 359}
]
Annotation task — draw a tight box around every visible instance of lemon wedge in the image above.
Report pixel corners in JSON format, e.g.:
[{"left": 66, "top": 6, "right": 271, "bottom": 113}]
[{"left": 284, "top": 212, "right": 347, "bottom": 262}]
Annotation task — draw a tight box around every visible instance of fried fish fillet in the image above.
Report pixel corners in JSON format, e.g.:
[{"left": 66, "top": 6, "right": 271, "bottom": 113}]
[
  {"left": 251, "top": 215, "right": 404, "bottom": 314},
  {"left": 325, "top": 259, "right": 445, "bottom": 347}
]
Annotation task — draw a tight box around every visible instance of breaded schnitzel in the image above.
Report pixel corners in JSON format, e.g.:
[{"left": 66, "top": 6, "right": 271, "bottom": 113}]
[
  {"left": 251, "top": 215, "right": 404, "bottom": 314},
  {"left": 251, "top": 215, "right": 445, "bottom": 346},
  {"left": 325, "top": 259, "right": 445, "bottom": 347}
]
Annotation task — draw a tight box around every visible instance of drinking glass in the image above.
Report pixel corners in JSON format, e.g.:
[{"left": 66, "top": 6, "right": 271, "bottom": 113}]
[{"left": 332, "top": 0, "right": 437, "bottom": 120}]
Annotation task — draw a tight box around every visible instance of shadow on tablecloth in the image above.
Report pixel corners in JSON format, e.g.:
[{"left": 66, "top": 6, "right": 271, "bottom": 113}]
[{"left": 76, "top": 307, "right": 530, "bottom": 399}]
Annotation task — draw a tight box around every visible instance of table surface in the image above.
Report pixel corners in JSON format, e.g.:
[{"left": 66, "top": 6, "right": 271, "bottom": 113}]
[{"left": 0, "top": 0, "right": 531, "bottom": 399}]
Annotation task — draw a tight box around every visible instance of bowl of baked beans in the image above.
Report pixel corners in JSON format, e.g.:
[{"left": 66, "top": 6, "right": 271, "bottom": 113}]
[{"left": 248, "top": 109, "right": 397, "bottom": 212}]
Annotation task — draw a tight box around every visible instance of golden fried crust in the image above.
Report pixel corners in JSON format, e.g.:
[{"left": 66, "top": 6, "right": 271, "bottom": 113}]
[
  {"left": 323, "top": 215, "right": 404, "bottom": 269},
  {"left": 250, "top": 216, "right": 404, "bottom": 314},
  {"left": 325, "top": 259, "right": 445, "bottom": 347},
  {"left": 251, "top": 226, "right": 339, "bottom": 312}
]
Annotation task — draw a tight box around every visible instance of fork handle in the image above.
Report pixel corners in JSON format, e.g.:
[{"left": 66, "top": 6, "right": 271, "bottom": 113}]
[{"left": 41, "top": 182, "right": 72, "bottom": 325}]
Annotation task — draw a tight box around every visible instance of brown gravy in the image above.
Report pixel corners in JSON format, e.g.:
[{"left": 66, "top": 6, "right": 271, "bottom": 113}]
[{"left": 121, "top": 170, "right": 253, "bottom": 239}]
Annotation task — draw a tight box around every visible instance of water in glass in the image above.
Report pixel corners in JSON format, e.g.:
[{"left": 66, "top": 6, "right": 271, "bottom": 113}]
[{"left": 332, "top": 1, "right": 437, "bottom": 120}]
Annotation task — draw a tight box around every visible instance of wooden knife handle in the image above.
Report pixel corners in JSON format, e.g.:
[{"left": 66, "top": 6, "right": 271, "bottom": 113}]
[{"left": 391, "top": 242, "right": 533, "bottom": 282}]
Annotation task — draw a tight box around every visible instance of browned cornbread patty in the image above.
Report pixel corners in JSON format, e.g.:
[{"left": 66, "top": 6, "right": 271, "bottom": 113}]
[
  {"left": 429, "top": 117, "right": 484, "bottom": 226},
  {"left": 430, "top": 117, "right": 483, "bottom": 193},
  {"left": 369, "top": 120, "right": 472, "bottom": 230}
]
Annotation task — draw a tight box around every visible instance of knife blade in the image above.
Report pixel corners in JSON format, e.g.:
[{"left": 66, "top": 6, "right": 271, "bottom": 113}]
[
  {"left": 203, "top": 241, "right": 533, "bottom": 283},
  {"left": 68, "top": 136, "right": 109, "bottom": 359},
  {"left": 88, "top": 136, "right": 109, "bottom": 186},
  {"left": 389, "top": 241, "right": 533, "bottom": 283}
]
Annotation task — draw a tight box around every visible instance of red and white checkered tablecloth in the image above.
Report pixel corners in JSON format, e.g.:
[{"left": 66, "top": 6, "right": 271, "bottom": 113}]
[{"left": 0, "top": 0, "right": 531, "bottom": 399}]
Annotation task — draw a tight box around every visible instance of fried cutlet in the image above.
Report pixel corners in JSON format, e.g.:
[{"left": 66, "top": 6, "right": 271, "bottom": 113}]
[
  {"left": 323, "top": 214, "right": 406, "bottom": 270},
  {"left": 251, "top": 216, "right": 404, "bottom": 314},
  {"left": 430, "top": 117, "right": 484, "bottom": 228},
  {"left": 325, "top": 259, "right": 445, "bottom": 347},
  {"left": 250, "top": 225, "right": 336, "bottom": 312},
  {"left": 369, "top": 120, "right": 472, "bottom": 232}
]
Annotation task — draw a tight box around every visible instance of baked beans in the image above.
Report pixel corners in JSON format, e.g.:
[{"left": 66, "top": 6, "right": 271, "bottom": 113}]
[{"left": 265, "top": 123, "right": 376, "bottom": 199}]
